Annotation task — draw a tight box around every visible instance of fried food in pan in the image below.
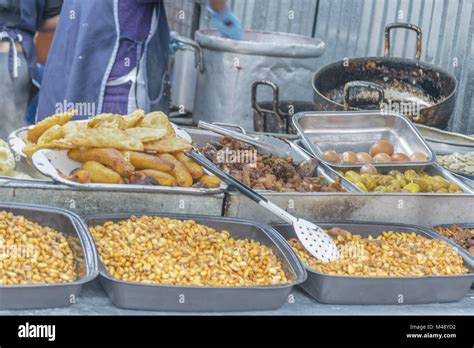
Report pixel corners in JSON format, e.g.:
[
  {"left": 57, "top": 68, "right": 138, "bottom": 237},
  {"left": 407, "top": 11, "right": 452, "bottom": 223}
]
[
  {"left": 70, "top": 168, "right": 92, "bottom": 184},
  {"left": 123, "top": 151, "right": 174, "bottom": 172},
  {"left": 158, "top": 154, "right": 193, "bottom": 187},
  {"left": 37, "top": 125, "right": 64, "bottom": 145},
  {"left": 27, "top": 111, "right": 75, "bottom": 143},
  {"left": 71, "top": 128, "right": 144, "bottom": 151},
  {"left": 139, "top": 111, "right": 176, "bottom": 136},
  {"left": 198, "top": 175, "right": 221, "bottom": 189},
  {"left": 82, "top": 161, "right": 124, "bottom": 184},
  {"left": 138, "top": 169, "right": 177, "bottom": 187},
  {"left": 174, "top": 151, "right": 204, "bottom": 179},
  {"left": 124, "top": 127, "right": 167, "bottom": 143},
  {"left": 144, "top": 136, "right": 192, "bottom": 153},
  {"left": 68, "top": 148, "right": 135, "bottom": 177}
]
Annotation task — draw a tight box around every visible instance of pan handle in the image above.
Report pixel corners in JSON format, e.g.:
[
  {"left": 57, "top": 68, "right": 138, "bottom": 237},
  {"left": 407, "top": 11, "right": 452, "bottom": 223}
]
[
  {"left": 384, "top": 23, "right": 422, "bottom": 61},
  {"left": 343, "top": 81, "right": 385, "bottom": 111},
  {"left": 251, "top": 80, "right": 280, "bottom": 115}
]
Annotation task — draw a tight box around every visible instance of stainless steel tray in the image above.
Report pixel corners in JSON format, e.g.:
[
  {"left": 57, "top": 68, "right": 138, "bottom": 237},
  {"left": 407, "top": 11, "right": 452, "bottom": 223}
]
[
  {"left": 0, "top": 203, "right": 98, "bottom": 310},
  {"left": 431, "top": 223, "right": 474, "bottom": 263},
  {"left": 294, "top": 139, "right": 473, "bottom": 194},
  {"left": 189, "top": 128, "right": 359, "bottom": 193},
  {"left": 416, "top": 124, "right": 474, "bottom": 155},
  {"left": 273, "top": 222, "right": 474, "bottom": 305},
  {"left": 85, "top": 213, "right": 307, "bottom": 312},
  {"left": 293, "top": 111, "right": 436, "bottom": 172},
  {"left": 8, "top": 126, "right": 226, "bottom": 195}
]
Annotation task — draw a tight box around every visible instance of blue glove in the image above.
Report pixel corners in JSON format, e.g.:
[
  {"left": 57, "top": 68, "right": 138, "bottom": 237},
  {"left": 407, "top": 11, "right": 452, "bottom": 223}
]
[
  {"left": 208, "top": 5, "right": 242, "bottom": 40},
  {"left": 169, "top": 31, "right": 184, "bottom": 55}
]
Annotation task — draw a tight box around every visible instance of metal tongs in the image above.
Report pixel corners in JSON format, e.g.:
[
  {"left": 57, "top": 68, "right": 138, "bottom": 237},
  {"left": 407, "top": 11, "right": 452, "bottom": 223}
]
[{"left": 198, "top": 121, "right": 298, "bottom": 158}]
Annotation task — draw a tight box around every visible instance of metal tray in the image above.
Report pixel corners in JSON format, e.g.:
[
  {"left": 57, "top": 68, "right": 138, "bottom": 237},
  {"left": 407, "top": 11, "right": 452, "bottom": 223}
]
[
  {"left": 432, "top": 224, "right": 474, "bottom": 262},
  {"left": 0, "top": 203, "right": 98, "bottom": 310},
  {"left": 273, "top": 222, "right": 474, "bottom": 305},
  {"left": 416, "top": 124, "right": 474, "bottom": 156},
  {"left": 9, "top": 125, "right": 226, "bottom": 195},
  {"left": 294, "top": 139, "right": 473, "bottom": 194},
  {"left": 31, "top": 148, "right": 227, "bottom": 195},
  {"left": 445, "top": 170, "right": 474, "bottom": 182},
  {"left": 189, "top": 128, "right": 359, "bottom": 193},
  {"left": 85, "top": 213, "right": 307, "bottom": 312},
  {"left": 293, "top": 111, "right": 436, "bottom": 172}
]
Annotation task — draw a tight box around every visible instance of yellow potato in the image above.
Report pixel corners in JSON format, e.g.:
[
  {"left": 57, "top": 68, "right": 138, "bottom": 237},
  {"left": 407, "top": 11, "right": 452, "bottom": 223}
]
[
  {"left": 68, "top": 148, "right": 135, "bottom": 177},
  {"left": 174, "top": 152, "right": 203, "bottom": 179},
  {"left": 139, "top": 170, "right": 177, "bottom": 187},
  {"left": 27, "top": 111, "right": 75, "bottom": 143},
  {"left": 198, "top": 175, "right": 221, "bottom": 189},
  {"left": 70, "top": 168, "right": 92, "bottom": 184},
  {"left": 124, "top": 151, "right": 174, "bottom": 172},
  {"left": 82, "top": 161, "right": 124, "bottom": 184},
  {"left": 158, "top": 154, "right": 193, "bottom": 187}
]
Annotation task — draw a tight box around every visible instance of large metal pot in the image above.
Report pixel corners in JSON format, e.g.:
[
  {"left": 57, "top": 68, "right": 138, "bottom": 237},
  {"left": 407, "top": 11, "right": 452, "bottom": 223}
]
[
  {"left": 312, "top": 23, "right": 458, "bottom": 129},
  {"left": 175, "top": 30, "right": 325, "bottom": 130}
]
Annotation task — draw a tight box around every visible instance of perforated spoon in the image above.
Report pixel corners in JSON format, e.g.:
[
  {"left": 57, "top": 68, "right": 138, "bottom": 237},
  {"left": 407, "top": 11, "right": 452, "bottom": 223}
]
[{"left": 187, "top": 151, "right": 339, "bottom": 262}]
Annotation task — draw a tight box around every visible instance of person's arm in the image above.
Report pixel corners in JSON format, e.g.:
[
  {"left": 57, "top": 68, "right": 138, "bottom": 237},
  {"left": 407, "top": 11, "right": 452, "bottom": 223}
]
[
  {"left": 39, "top": 16, "right": 59, "bottom": 32},
  {"left": 208, "top": 0, "right": 227, "bottom": 12},
  {"left": 207, "top": 0, "right": 242, "bottom": 40},
  {"left": 39, "top": 0, "right": 63, "bottom": 32}
]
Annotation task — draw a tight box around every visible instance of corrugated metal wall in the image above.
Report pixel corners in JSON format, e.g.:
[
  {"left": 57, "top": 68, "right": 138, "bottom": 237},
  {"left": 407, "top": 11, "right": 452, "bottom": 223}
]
[
  {"left": 164, "top": 0, "right": 196, "bottom": 37},
  {"left": 165, "top": 0, "right": 474, "bottom": 134}
]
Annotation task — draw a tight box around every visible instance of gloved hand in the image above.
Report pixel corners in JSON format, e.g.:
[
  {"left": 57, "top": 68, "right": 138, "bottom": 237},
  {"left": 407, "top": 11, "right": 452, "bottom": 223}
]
[
  {"left": 208, "top": 5, "right": 242, "bottom": 40},
  {"left": 169, "top": 31, "right": 184, "bottom": 55}
]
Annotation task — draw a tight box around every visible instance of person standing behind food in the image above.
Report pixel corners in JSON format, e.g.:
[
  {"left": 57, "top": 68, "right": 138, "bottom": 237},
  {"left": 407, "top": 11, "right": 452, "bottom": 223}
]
[
  {"left": 0, "top": 0, "right": 62, "bottom": 139},
  {"left": 36, "top": 0, "right": 241, "bottom": 121}
]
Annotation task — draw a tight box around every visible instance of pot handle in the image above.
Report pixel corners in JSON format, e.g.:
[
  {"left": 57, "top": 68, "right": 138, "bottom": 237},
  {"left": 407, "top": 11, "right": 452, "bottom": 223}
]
[
  {"left": 251, "top": 80, "right": 281, "bottom": 115},
  {"left": 343, "top": 81, "right": 385, "bottom": 111},
  {"left": 171, "top": 34, "right": 205, "bottom": 73},
  {"left": 384, "top": 23, "right": 422, "bottom": 61}
]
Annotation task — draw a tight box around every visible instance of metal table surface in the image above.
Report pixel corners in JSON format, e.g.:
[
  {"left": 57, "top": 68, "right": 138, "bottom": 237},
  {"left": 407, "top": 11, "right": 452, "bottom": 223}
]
[
  {"left": 0, "top": 280, "right": 472, "bottom": 316},
  {"left": 0, "top": 181, "right": 225, "bottom": 217}
]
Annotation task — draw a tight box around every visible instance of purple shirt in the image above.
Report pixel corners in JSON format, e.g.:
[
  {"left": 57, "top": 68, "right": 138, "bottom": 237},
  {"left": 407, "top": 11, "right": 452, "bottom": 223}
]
[{"left": 103, "top": 0, "right": 154, "bottom": 114}]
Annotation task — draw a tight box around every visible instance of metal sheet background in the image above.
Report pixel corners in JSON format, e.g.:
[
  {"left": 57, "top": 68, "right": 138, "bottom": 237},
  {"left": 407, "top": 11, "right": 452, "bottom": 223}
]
[{"left": 165, "top": 0, "right": 473, "bottom": 135}]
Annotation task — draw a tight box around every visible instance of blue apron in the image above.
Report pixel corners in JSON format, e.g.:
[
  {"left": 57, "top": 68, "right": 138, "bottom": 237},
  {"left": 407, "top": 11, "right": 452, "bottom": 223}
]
[
  {"left": 0, "top": 0, "right": 45, "bottom": 86},
  {"left": 36, "top": 0, "right": 170, "bottom": 121}
]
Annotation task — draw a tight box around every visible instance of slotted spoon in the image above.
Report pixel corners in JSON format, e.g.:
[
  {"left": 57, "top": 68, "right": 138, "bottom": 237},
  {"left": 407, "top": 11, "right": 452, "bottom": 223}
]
[{"left": 187, "top": 151, "right": 339, "bottom": 263}]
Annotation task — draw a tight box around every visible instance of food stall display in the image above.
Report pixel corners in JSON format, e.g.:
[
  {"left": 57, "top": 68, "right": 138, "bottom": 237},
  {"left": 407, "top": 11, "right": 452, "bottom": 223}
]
[
  {"left": 90, "top": 215, "right": 290, "bottom": 286},
  {"left": 274, "top": 223, "right": 473, "bottom": 305},
  {"left": 0, "top": 105, "right": 473, "bottom": 312},
  {"left": 341, "top": 168, "right": 465, "bottom": 193},
  {"left": 433, "top": 224, "right": 474, "bottom": 256},
  {"left": 200, "top": 136, "right": 345, "bottom": 192},
  {"left": 9, "top": 110, "right": 223, "bottom": 193},
  {"left": 438, "top": 151, "right": 474, "bottom": 179},
  {"left": 0, "top": 15, "right": 472, "bottom": 315},
  {"left": 85, "top": 213, "right": 306, "bottom": 312},
  {"left": 0, "top": 203, "right": 97, "bottom": 310}
]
